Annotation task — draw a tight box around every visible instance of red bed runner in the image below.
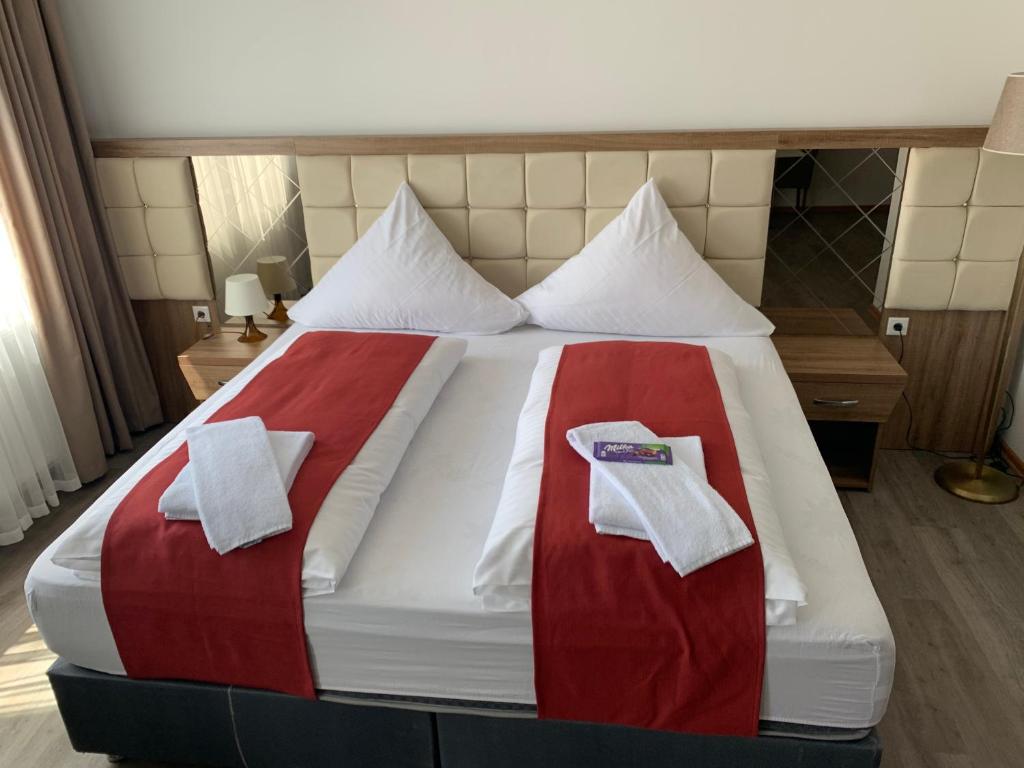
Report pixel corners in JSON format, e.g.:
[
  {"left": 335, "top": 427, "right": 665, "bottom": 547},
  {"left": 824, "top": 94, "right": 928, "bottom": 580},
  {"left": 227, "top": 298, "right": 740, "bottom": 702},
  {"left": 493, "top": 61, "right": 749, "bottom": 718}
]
[
  {"left": 101, "top": 331, "right": 436, "bottom": 699},
  {"left": 532, "top": 341, "right": 765, "bottom": 735}
]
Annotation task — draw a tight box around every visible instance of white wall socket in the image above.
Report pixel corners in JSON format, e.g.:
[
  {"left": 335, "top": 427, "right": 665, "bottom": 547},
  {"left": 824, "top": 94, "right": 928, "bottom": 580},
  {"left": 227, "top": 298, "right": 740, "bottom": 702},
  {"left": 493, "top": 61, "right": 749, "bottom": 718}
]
[
  {"left": 192, "top": 305, "right": 212, "bottom": 323},
  {"left": 886, "top": 316, "right": 909, "bottom": 336}
]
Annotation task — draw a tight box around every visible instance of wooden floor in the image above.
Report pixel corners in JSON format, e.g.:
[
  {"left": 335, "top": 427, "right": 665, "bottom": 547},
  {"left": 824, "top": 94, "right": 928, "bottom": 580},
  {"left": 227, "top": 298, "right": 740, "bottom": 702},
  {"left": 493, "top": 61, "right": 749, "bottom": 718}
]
[{"left": 0, "top": 445, "right": 1022, "bottom": 767}]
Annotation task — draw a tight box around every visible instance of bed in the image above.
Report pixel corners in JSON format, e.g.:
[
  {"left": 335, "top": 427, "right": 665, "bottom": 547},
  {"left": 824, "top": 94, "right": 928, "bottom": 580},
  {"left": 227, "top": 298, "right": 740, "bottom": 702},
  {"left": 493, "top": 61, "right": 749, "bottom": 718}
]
[
  {"left": 27, "top": 325, "right": 893, "bottom": 767},
  {"left": 30, "top": 145, "right": 894, "bottom": 767}
]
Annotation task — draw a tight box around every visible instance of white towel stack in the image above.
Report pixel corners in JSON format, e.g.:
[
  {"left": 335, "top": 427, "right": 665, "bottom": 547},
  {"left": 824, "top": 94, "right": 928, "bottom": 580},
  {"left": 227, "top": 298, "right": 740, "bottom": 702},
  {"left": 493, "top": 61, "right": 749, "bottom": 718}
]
[
  {"left": 588, "top": 435, "right": 707, "bottom": 540},
  {"left": 162, "top": 416, "right": 314, "bottom": 555},
  {"left": 567, "top": 421, "right": 753, "bottom": 577}
]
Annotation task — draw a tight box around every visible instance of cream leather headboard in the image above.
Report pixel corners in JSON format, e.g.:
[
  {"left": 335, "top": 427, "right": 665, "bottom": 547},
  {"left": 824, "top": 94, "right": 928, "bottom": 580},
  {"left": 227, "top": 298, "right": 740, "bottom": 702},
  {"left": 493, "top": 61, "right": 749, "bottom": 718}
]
[
  {"left": 296, "top": 150, "right": 775, "bottom": 305},
  {"left": 96, "top": 157, "right": 214, "bottom": 301},
  {"left": 886, "top": 148, "right": 1024, "bottom": 311}
]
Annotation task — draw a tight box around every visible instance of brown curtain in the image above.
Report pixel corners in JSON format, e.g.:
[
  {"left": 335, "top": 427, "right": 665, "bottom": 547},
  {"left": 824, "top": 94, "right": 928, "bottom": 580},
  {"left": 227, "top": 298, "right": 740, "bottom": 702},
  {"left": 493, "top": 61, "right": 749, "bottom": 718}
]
[{"left": 0, "top": 0, "right": 162, "bottom": 483}]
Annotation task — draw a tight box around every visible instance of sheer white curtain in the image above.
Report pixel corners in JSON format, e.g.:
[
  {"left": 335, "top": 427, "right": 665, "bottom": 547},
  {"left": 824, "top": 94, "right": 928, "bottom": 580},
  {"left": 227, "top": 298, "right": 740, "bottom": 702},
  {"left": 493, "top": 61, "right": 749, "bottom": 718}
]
[{"left": 0, "top": 208, "right": 79, "bottom": 546}]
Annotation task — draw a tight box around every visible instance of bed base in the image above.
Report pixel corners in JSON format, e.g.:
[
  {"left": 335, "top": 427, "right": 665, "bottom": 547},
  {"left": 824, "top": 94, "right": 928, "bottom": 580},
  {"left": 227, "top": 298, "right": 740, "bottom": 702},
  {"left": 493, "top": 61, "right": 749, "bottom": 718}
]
[{"left": 48, "top": 659, "right": 881, "bottom": 768}]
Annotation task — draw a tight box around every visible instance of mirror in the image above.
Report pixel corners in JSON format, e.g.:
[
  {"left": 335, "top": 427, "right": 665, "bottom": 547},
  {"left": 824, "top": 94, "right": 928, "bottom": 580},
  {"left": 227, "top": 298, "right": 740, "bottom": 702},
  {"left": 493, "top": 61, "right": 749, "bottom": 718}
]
[
  {"left": 764, "top": 148, "right": 905, "bottom": 318},
  {"left": 192, "top": 155, "right": 309, "bottom": 320}
]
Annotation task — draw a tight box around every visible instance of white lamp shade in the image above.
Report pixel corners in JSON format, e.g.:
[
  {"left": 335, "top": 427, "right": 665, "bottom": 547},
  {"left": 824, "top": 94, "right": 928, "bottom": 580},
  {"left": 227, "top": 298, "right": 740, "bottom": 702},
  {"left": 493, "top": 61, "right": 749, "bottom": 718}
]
[{"left": 224, "top": 274, "right": 268, "bottom": 317}]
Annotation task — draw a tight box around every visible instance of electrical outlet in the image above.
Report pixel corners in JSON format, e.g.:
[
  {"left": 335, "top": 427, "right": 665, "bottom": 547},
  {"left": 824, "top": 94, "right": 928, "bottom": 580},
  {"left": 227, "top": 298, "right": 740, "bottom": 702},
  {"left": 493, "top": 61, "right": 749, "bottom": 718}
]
[
  {"left": 886, "top": 316, "right": 909, "bottom": 336},
  {"left": 192, "top": 305, "right": 212, "bottom": 323}
]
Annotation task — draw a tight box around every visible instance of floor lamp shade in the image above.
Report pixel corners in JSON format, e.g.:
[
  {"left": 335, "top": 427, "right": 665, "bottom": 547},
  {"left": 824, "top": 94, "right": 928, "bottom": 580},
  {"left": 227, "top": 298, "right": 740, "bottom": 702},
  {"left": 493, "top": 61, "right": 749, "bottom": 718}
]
[{"left": 984, "top": 73, "right": 1024, "bottom": 155}]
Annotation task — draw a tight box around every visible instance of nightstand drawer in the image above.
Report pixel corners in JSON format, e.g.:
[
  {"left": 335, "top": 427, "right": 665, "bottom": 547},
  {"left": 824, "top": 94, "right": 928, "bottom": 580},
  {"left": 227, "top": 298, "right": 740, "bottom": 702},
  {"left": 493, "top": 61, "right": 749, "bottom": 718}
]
[
  {"left": 179, "top": 363, "right": 237, "bottom": 401},
  {"left": 793, "top": 381, "right": 903, "bottom": 422}
]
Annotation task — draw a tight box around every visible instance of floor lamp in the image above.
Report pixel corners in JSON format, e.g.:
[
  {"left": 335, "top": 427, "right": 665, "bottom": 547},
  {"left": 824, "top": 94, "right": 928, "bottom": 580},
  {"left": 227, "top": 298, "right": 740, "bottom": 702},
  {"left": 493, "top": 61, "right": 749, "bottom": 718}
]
[{"left": 935, "top": 72, "right": 1024, "bottom": 504}]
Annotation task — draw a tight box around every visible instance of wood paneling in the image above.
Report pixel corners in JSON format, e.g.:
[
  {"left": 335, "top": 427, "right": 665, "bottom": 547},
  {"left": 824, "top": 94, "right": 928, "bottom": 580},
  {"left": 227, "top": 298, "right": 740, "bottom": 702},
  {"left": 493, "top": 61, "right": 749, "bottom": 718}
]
[
  {"left": 132, "top": 300, "right": 219, "bottom": 423},
  {"left": 94, "top": 136, "right": 297, "bottom": 157},
  {"left": 92, "top": 125, "right": 989, "bottom": 158},
  {"left": 879, "top": 308, "right": 1005, "bottom": 451}
]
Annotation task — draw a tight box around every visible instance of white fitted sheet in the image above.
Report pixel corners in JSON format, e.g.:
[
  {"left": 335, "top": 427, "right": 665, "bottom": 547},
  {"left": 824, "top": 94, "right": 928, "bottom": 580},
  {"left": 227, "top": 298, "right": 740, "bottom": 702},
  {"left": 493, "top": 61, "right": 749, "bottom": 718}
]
[{"left": 26, "top": 326, "right": 894, "bottom": 731}]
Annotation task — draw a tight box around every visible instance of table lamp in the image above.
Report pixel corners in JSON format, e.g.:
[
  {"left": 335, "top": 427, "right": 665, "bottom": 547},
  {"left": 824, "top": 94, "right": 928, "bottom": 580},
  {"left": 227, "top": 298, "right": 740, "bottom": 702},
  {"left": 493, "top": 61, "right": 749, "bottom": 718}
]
[
  {"left": 935, "top": 72, "right": 1024, "bottom": 504},
  {"left": 224, "top": 274, "right": 268, "bottom": 343},
  {"left": 256, "top": 255, "right": 296, "bottom": 323}
]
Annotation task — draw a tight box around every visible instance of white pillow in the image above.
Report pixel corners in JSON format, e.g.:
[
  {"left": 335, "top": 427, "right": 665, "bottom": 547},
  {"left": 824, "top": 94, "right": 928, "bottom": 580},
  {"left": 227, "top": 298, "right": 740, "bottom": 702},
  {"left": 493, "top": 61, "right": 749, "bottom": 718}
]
[
  {"left": 515, "top": 180, "right": 774, "bottom": 337},
  {"left": 289, "top": 182, "right": 526, "bottom": 334}
]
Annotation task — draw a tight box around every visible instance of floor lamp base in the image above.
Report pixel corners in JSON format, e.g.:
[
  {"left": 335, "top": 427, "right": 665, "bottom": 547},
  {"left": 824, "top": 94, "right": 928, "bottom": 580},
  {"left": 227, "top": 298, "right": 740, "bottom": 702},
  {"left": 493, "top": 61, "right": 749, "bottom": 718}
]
[{"left": 935, "top": 460, "right": 1020, "bottom": 504}]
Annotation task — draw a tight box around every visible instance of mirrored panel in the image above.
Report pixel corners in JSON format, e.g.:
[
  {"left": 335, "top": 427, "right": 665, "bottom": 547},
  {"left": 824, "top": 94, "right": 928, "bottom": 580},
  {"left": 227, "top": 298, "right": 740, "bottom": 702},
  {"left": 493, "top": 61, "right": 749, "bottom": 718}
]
[
  {"left": 193, "top": 155, "right": 310, "bottom": 320},
  {"left": 764, "top": 148, "right": 905, "bottom": 313}
]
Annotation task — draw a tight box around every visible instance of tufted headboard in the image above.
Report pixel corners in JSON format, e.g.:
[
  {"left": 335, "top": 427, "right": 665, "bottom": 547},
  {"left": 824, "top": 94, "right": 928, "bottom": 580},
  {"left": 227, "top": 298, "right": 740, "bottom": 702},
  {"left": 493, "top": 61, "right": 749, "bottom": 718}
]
[
  {"left": 95, "top": 157, "right": 214, "bottom": 301},
  {"left": 295, "top": 150, "right": 776, "bottom": 306},
  {"left": 885, "top": 147, "right": 1024, "bottom": 311}
]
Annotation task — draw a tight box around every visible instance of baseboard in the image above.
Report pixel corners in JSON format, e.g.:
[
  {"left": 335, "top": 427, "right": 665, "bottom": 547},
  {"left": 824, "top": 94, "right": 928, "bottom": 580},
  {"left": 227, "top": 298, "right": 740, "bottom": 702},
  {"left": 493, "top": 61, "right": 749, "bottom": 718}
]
[{"left": 999, "top": 440, "right": 1024, "bottom": 475}]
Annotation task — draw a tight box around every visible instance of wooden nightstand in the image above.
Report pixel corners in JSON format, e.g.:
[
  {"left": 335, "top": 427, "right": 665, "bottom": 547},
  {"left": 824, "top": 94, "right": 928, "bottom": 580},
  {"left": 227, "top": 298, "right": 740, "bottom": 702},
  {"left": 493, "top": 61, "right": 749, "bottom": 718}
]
[
  {"left": 773, "top": 334, "right": 907, "bottom": 490},
  {"left": 178, "top": 327, "right": 288, "bottom": 401}
]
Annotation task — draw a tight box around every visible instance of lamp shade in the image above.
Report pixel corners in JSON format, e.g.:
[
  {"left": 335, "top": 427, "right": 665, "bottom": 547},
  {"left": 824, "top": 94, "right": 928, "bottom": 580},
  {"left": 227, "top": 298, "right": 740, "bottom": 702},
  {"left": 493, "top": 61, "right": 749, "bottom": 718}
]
[
  {"left": 256, "top": 255, "right": 296, "bottom": 295},
  {"left": 984, "top": 72, "right": 1024, "bottom": 155},
  {"left": 224, "top": 274, "right": 268, "bottom": 317}
]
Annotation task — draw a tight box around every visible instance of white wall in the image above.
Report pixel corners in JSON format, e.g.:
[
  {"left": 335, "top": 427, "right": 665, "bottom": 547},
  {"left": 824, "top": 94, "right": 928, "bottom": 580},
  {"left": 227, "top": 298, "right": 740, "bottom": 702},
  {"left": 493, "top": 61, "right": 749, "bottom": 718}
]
[
  {"left": 56, "top": 0, "right": 1024, "bottom": 457},
  {"left": 57, "top": 0, "right": 1024, "bottom": 139}
]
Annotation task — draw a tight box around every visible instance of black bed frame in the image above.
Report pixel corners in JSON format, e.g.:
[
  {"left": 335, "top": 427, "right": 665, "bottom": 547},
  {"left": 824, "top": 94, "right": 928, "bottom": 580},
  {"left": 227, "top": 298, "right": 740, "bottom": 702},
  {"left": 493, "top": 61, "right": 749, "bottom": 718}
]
[{"left": 48, "top": 659, "right": 881, "bottom": 767}]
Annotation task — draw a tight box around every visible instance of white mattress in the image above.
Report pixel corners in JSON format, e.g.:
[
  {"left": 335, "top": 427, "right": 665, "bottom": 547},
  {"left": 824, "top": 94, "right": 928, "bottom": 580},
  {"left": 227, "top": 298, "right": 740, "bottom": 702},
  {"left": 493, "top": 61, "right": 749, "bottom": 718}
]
[{"left": 26, "top": 326, "right": 894, "bottom": 731}]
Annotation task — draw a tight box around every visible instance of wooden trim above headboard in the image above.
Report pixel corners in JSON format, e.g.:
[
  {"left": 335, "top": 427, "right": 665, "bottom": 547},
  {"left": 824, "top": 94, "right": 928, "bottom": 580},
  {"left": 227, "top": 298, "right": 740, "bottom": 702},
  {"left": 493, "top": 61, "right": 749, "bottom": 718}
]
[{"left": 92, "top": 126, "right": 988, "bottom": 158}]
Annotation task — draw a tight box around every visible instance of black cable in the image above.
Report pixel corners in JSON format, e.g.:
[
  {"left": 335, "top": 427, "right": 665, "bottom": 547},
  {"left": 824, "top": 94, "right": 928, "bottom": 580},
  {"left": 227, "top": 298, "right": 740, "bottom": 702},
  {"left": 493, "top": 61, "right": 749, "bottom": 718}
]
[
  {"left": 894, "top": 328, "right": 972, "bottom": 460},
  {"left": 996, "top": 390, "right": 1015, "bottom": 435},
  {"left": 987, "top": 390, "right": 1024, "bottom": 483}
]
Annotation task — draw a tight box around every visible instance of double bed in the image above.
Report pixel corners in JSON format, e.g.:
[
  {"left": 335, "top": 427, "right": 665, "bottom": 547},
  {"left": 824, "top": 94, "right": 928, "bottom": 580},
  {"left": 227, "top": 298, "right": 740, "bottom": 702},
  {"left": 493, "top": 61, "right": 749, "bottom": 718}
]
[
  {"left": 27, "top": 325, "right": 893, "bottom": 765},
  {"left": 27, "top": 145, "right": 895, "bottom": 767}
]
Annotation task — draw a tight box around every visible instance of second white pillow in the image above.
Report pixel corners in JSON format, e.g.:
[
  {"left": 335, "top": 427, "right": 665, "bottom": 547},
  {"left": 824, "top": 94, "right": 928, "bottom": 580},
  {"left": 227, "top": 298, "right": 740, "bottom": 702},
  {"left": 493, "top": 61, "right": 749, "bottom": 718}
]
[
  {"left": 515, "top": 180, "right": 774, "bottom": 337},
  {"left": 289, "top": 182, "right": 526, "bottom": 334}
]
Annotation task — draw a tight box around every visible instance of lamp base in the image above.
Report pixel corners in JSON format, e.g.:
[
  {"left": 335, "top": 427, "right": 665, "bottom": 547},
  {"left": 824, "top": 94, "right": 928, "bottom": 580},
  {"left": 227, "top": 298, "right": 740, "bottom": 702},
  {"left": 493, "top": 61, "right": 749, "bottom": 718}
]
[
  {"left": 934, "top": 460, "right": 1020, "bottom": 504},
  {"left": 267, "top": 293, "right": 289, "bottom": 323},
  {"left": 237, "top": 315, "right": 267, "bottom": 344}
]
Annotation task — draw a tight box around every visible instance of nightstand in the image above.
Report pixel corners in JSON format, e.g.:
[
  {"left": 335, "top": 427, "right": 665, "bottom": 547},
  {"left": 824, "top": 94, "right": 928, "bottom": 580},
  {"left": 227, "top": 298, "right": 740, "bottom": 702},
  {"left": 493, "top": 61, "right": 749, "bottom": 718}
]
[
  {"left": 178, "top": 327, "right": 288, "bottom": 401},
  {"left": 773, "top": 334, "right": 907, "bottom": 490}
]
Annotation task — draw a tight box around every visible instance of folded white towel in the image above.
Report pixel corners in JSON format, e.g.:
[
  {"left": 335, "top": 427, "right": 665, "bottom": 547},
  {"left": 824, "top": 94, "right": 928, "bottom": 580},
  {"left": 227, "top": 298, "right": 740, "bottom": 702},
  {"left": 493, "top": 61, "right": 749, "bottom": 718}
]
[
  {"left": 160, "top": 430, "right": 315, "bottom": 521},
  {"left": 566, "top": 421, "right": 753, "bottom": 577},
  {"left": 185, "top": 416, "right": 293, "bottom": 555},
  {"left": 589, "top": 435, "right": 707, "bottom": 540}
]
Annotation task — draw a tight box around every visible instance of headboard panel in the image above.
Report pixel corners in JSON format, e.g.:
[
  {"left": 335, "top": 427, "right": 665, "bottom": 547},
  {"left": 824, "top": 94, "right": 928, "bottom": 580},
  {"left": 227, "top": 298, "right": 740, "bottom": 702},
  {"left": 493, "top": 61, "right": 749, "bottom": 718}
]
[
  {"left": 296, "top": 149, "right": 776, "bottom": 304},
  {"left": 95, "top": 157, "right": 214, "bottom": 301}
]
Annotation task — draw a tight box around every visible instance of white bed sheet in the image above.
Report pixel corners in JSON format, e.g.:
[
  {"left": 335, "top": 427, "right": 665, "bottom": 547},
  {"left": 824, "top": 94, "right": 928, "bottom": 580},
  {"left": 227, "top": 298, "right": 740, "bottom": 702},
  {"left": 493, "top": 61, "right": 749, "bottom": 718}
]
[{"left": 26, "top": 326, "right": 894, "bottom": 730}]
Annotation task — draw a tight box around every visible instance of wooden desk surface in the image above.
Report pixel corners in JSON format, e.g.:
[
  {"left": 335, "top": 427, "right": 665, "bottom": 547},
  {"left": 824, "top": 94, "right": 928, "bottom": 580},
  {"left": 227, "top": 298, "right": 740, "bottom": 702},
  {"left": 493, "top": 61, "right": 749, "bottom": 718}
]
[{"left": 773, "top": 334, "right": 908, "bottom": 385}]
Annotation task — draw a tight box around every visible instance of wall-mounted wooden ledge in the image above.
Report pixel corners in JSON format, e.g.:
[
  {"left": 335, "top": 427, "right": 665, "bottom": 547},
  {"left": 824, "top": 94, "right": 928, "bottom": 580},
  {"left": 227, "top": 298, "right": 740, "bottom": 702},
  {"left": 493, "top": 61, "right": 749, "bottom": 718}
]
[{"left": 92, "top": 125, "right": 989, "bottom": 157}]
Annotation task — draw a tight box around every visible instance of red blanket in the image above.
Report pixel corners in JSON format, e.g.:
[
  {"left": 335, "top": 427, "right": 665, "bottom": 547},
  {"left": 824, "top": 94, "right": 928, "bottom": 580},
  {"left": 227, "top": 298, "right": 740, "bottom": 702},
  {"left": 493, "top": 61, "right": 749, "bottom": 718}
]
[
  {"left": 531, "top": 341, "right": 765, "bottom": 735},
  {"left": 101, "top": 331, "right": 436, "bottom": 699}
]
